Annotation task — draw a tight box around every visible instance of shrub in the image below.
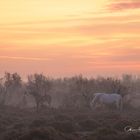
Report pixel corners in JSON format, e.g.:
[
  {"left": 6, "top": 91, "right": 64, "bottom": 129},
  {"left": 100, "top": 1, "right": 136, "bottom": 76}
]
[{"left": 78, "top": 119, "right": 100, "bottom": 131}]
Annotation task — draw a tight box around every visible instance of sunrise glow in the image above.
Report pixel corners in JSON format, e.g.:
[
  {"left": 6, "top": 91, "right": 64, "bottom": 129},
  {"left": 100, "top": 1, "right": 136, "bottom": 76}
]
[{"left": 0, "top": 0, "right": 140, "bottom": 78}]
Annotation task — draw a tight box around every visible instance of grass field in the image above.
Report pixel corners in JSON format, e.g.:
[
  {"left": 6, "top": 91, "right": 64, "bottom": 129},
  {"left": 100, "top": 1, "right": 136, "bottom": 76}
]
[{"left": 0, "top": 107, "right": 140, "bottom": 140}]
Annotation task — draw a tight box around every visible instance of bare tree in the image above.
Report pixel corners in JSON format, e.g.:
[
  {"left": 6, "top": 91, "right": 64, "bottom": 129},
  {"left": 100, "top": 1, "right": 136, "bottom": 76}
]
[
  {"left": 27, "top": 73, "right": 52, "bottom": 111},
  {"left": 0, "top": 83, "right": 6, "bottom": 106},
  {"left": 4, "top": 72, "right": 22, "bottom": 93},
  {"left": 62, "top": 75, "right": 94, "bottom": 109}
]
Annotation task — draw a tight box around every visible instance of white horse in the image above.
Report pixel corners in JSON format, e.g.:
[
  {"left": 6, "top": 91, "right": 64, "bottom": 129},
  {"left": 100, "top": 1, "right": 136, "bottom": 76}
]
[{"left": 90, "top": 93, "right": 123, "bottom": 110}]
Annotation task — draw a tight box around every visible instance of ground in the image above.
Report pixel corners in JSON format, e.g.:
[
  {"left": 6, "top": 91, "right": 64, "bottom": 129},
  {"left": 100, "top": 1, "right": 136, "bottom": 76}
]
[{"left": 0, "top": 107, "right": 140, "bottom": 140}]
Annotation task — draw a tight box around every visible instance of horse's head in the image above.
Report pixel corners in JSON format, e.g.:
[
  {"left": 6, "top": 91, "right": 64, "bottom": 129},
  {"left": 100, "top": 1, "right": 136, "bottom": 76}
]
[
  {"left": 90, "top": 93, "right": 107, "bottom": 110},
  {"left": 90, "top": 93, "right": 100, "bottom": 108}
]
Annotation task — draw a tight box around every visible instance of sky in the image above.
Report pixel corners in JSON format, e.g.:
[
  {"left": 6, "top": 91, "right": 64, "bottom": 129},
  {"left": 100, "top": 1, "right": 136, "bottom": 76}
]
[{"left": 0, "top": 0, "right": 140, "bottom": 78}]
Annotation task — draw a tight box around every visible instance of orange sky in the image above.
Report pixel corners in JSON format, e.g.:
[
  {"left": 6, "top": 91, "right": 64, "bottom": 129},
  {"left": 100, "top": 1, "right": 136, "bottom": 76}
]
[{"left": 0, "top": 0, "right": 140, "bottom": 78}]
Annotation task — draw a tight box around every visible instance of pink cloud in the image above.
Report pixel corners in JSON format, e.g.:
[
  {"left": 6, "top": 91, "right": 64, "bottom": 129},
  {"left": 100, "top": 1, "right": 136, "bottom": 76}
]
[{"left": 109, "top": 0, "right": 140, "bottom": 11}]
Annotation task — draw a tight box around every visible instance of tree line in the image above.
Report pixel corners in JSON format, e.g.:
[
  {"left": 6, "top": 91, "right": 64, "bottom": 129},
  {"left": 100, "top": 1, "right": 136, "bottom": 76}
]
[{"left": 0, "top": 72, "right": 140, "bottom": 111}]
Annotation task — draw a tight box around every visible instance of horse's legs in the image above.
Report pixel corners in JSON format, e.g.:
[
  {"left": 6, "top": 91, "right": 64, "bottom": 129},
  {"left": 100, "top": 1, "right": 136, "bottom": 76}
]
[
  {"left": 119, "top": 98, "right": 123, "bottom": 111},
  {"left": 114, "top": 100, "right": 119, "bottom": 110},
  {"left": 116, "top": 99, "right": 122, "bottom": 111},
  {"left": 100, "top": 102, "right": 104, "bottom": 109}
]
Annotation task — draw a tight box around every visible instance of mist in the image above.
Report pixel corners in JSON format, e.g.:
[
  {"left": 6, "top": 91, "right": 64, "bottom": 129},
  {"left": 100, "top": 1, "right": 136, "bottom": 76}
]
[{"left": 0, "top": 72, "right": 140, "bottom": 139}]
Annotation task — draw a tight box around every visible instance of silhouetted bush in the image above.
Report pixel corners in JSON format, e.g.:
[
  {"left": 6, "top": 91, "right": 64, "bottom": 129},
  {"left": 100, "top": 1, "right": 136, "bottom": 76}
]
[
  {"left": 113, "top": 119, "right": 132, "bottom": 131},
  {"left": 50, "top": 121, "right": 76, "bottom": 133},
  {"left": 19, "top": 127, "right": 64, "bottom": 140},
  {"left": 29, "top": 119, "right": 48, "bottom": 128},
  {"left": 86, "top": 127, "right": 119, "bottom": 140},
  {"left": 78, "top": 119, "right": 100, "bottom": 131},
  {"left": 54, "top": 114, "right": 73, "bottom": 122}
]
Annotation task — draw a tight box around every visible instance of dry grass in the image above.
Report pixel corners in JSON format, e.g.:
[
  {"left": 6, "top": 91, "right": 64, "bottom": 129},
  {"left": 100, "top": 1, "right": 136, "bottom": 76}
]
[{"left": 0, "top": 107, "right": 140, "bottom": 140}]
